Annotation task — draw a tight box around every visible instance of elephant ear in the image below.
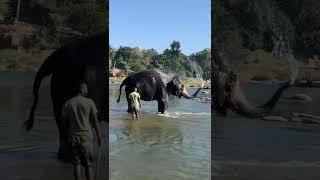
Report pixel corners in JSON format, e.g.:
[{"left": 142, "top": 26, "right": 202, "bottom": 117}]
[{"left": 173, "top": 79, "right": 179, "bottom": 86}]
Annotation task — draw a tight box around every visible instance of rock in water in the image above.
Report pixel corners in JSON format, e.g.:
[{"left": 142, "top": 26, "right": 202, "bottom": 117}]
[
  {"left": 201, "top": 91, "right": 209, "bottom": 94},
  {"left": 286, "top": 94, "right": 312, "bottom": 102},
  {"left": 261, "top": 116, "right": 288, "bottom": 122}
]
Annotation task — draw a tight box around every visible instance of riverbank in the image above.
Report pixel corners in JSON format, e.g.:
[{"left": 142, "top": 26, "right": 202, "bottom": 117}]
[
  {"left": 232, "top": 50, "right": 320, "bottom": 83},
  {"left": 0, "top": 49, "right": 52, "bottom": 72},
  {"left": 109, "top": 76, "right": 209, "bottom": 87},
  {"left": 2, "top": 47, "right": 320, "bottom": 86}
]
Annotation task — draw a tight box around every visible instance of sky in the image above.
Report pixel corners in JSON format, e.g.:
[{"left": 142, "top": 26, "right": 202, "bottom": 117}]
[{"left": 109, "top": 0, "right": 211, "bottom": 55}]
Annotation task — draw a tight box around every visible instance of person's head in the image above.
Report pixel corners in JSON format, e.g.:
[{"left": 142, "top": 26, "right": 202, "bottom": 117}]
[
  {"left": 78, "top": 80, "right": 88, "bottom": 97},
  {"left": 134, "top": 87, "right": 138, "bottom": 92}
]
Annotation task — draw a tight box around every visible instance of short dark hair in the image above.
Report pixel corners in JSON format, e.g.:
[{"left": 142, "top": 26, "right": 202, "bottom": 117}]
[{"left": 74, "top": 80, "right": 86, "bottom": 93}]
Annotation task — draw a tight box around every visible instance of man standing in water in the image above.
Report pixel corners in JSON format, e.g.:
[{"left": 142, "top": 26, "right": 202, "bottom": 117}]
[
  {"left": 128, "top": 87, "right": 142, "bottom": 120},
  {"left": 62, "top": 81, "right": 102, "bottom": 180}
]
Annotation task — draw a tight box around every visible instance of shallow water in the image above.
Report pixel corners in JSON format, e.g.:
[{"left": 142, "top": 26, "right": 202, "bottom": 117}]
[
  {"left": 0, "top": 72, "right": 108, "bottom": 180},
  {"left": 213, "top": 83, "right": 320, "bottom": 179},
  {"left": 109, "top": 84, "right": 211, "bottom": 180},
  {"left": 6, "top": 71, "right": 319, "bottom": 179}
]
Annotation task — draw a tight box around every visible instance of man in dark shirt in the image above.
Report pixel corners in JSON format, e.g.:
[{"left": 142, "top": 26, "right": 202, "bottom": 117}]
[{"left": 62, "top": 81, "right": 102, "bottom": 180}]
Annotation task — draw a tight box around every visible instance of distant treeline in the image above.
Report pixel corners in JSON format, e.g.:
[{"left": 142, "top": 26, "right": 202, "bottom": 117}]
[
  {"left": 109, "top": 41, "right": 211, "bottom": 80},
  {"left": 0, "top": 0, "right": 106, "bottom": 49},
  {"left": 214, "top": 0, "right": 320, "bottom": 61}
]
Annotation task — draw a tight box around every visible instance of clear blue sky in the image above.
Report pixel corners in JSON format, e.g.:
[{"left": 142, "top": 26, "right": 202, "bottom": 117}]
[{"left": 109, "top": 0, "right": 211, "bottom": 55}]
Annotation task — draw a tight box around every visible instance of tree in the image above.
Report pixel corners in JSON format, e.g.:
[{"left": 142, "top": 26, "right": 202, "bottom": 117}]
[
  {"left": 111, "top": 42, "right": 210, "bottom": 78},
  {"left": 15, "top": 0, "right": 21, "bottom": 22},
  {"left": 170, "top": 40, "right": 181, "bottom": 54}
]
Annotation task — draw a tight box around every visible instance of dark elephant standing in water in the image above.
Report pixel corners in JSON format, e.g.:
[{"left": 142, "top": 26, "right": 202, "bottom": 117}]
[
  {"left": 24, "top": 32, "right": 108, "bottom": 159},
  {"left": 117, "top": 70, "right": 195, "bottom": 113},
  {"left": 212, "top": 45, "right": 291, "bottom": 118}
]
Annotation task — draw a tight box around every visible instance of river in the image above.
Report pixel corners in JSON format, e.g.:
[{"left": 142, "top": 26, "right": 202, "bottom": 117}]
[
  {"left": 4, "top": 72, "right": 318, "bottom": 179},
  {"left": 0, "top": 72, "right": 108, "bottom": 180},
  {"left": 213, "top": 83, "right": 320, "bottom": 180},
  {"left": 109, "top": 84, "right": 211, "bottom": 180},
  {"left": 0, "top": 72, "right": 211, "bottom": 180}
]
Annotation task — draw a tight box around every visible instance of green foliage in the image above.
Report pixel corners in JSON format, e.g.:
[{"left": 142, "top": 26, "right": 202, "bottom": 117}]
[
  {"left": 214, "top": 0, "right": 320, "bottom": 59},
  {"left": 2, "top": 0, "right": 106, "bottom": 48},
  {"left": 0, "top": 0, "right": 9, "bottom": 17},
  {"left": 110, "top": 41, "right": 211, "bottom": 80},
  {"left": 189, "top": 48, "right": 211, "bottom": 79},
  {"left": 66, "top": 1, "right": 106, "bottom": 35}
]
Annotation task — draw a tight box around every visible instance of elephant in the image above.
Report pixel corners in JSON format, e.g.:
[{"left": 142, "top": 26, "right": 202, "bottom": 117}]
[
  {"left": 212, "top": 46, "right": 292, "bottom": 118},
  {"left": 24, "top": 32, "right": 108, "bottom": 160},
  {"left": 117, "top": 70, "right": 194, "bottom": 113}
]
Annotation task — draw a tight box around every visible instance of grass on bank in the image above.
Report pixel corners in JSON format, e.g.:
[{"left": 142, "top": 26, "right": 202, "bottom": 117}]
[
  {"left": 0, "top": 49, "right": 52, "bottom": 71},
  {"left": 232, "top": 49, "right": 320, "bottom": 83},
  {"left": 109, "top": 76, "right": 205, "bottom": 87}
]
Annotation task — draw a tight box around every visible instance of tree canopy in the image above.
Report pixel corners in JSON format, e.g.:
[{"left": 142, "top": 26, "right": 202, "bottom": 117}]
[
  {"left": 214, "top": 0, "right": 320, "bottom": 60},
  {"left": 1, "top": 0, "right": 106, "bottom": 48},
  {"left": 110, "top": 41, "right": 211, "bottom": 80}
]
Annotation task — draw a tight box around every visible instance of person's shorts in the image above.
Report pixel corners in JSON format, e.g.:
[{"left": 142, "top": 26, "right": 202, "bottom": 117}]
[
  {"left": 131, "top": 106, "right": 140, "bottom": 114},
  {"left": 70, "top": 135, "right": 93, "bottom": 167}
]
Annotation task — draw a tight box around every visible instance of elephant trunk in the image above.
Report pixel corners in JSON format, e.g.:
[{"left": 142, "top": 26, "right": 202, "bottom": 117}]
[
  {"left": 182, "top": 94, "right": 193, "bottom": 99},
  {"left": 181, "top": 86, "right": 194, "bottom": 99},
  {"left": 229, "top": 79, "right": 291, "bottom": 118}
]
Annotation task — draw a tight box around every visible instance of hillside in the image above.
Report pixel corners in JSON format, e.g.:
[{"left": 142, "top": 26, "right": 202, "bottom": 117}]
[
  {"left": 0, "top": 0, "right": 106, "bottom": 71},
  {"left": 214, "top": 0, "right": 320, "bottom": 82}
]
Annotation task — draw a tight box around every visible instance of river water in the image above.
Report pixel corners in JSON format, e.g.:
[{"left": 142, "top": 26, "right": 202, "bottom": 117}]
[
  {"left": 3, "top": 72, "right": 319, "bottom": 180},
  {"left": 213, "top": 83, "right": 320, "bottom": 180},
  {"left": 0, "top": 72, "right": 108, "bottom": 180},
  {"left": 109, "top": 84, "right": 211, "bottom": 180},
  {"left": 0, "top": 72, "right": 211, "bottom": 180}
]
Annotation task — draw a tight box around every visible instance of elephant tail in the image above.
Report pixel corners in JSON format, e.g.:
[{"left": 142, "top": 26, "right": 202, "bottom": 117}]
[
  {"left": 24, "top": 51, "right": 57, "bottom": 131},
  {"left": 117, "top": 78, "right": 127, "bottom": 103}
]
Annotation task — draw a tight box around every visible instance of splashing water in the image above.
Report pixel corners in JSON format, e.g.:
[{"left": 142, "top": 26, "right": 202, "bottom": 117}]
[
  {"left": 188, "top": 58, "right": 205, "bottom": 87},
  {"left": 272, "top": 35, "right": 299, "bottom": 85},
  {"left": 262, "top": 1, "right": 300, "bottom": 84},
  {"left": 154, "top": 69, "right": 175, "bottom": 84}
]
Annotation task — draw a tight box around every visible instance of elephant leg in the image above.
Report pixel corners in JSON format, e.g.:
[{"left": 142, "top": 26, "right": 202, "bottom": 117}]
[
  {"left": 158, "top": 100, "right": 166, "bottom": 114},
  {"left": 51, "top": 75, "right": 72, "bottom": 161},
  {"left": 54, "top": 106, "right": 71, "bottom": 161},
  {"left": 126, "top": 97, "right": 132, "bottom": 113}
]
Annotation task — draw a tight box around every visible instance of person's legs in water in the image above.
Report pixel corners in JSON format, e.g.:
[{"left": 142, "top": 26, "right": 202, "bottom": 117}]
[
  {"left": 131, "top": 108, "right": 135, "bottom": 120},
  {"left": 71, "top": 142, "right": 82, "bottom": 180},
  {"left": 84, "top": 165, "right": 93, "bottom": 180},
  {"left": 137, "top": 108, "right": 141, "bottom": 120},
  {"left": 133, "top": 107, "right": 139, "bottom": 120},
  {"left": 80, "top": 137, "right": 94, "bottom": 180},
  {"left": 73, "top": 164, "right": 81, "bottom": 180},
  {"left": 135, "top": 108, "right": 139, "bottom": 120}
]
